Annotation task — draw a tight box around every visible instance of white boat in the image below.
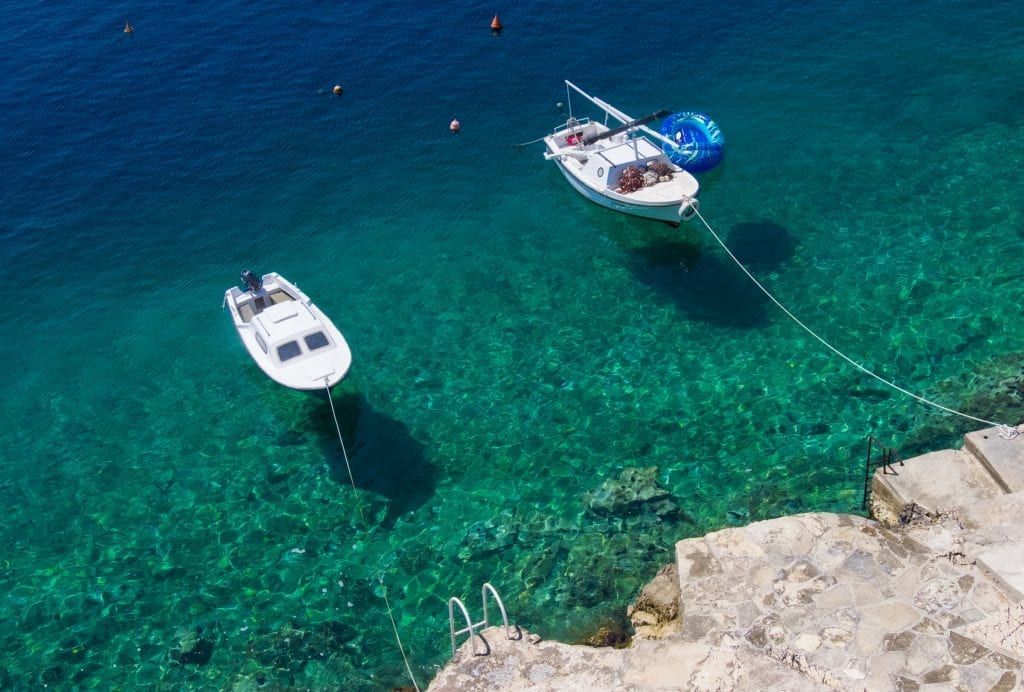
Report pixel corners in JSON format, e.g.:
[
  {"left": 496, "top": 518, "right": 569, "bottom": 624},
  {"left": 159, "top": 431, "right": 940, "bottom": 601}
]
[
  {"left": 543, "top": 81, "right": 705, "bottom": 225},
  {"left": 224, "top": 270, "right": 352, "bottom": 391}
]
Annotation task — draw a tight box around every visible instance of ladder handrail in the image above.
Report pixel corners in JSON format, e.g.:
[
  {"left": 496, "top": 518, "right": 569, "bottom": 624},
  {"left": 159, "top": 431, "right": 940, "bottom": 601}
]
[
  {"left": 448, "top": 596, "right": 480, "bottom": 656},
  {"left": 448, "top": 583, "right": 514, "bottom": 658},
  {"left": 481, "top": 582, "right": 512, "bottom": 641}
]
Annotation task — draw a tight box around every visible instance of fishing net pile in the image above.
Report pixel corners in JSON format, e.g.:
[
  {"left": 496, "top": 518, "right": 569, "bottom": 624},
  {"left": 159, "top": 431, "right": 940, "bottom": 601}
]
[
  {"left": 618, "top": 166, "right": 645, "bottom": 193},
  {"left": 617, "top": 160, "right": 673, "bottom": 193}
]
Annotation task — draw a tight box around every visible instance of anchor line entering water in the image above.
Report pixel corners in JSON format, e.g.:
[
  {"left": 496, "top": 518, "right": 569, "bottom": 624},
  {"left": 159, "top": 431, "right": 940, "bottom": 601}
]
[
  {"left": 324, "top": 380, "right": 364, "bottom": 524},
  {"left": 688, "top": 207, "right": 1021, "bottom": 441},
  {"left": 323, "top": 381, "right": 422, "bottom": 692}
]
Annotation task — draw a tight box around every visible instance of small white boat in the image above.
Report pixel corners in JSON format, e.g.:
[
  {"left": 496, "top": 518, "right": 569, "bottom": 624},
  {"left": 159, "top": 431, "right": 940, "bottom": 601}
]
[
  {"left": 543, "top": 81, "right": 705, "bottom": 225},
  {"left": 224, "top": 270, "right": 352, "bottom": 391}
]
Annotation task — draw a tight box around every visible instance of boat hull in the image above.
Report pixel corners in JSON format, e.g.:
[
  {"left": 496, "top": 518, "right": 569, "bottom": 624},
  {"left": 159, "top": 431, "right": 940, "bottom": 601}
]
[
  {"left": 225, "top": 273, "right": 352, "bottom": 392},
  {"left": 552, "top": 158, "right": 688, "bottom": 225},
  {"left": 542, "top": 84, "right": 701, "bottom": 225}
]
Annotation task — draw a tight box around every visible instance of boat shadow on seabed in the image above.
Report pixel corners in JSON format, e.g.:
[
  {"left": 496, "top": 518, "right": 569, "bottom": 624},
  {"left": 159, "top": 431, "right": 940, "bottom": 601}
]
[
  {"left": 624, "top": 219, "right": 798, "bottom": 329},
  {"left": 310, "top": 391, "right": 438, "bottom": 530}
]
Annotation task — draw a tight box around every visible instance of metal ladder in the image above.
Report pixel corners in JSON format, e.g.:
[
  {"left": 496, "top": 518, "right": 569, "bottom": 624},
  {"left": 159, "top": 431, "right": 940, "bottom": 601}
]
[
  {"left": 448, "top": 582, "right": 513, "bottom": 657},
  {"left": 862, "top": 434, "right": 903, "bottom": 510}
]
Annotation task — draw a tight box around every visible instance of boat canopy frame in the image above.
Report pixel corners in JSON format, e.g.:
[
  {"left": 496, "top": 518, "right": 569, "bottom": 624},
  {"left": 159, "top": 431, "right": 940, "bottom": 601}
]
[{"left": 562, "top": 80, "right": 679, "bottom": 152}]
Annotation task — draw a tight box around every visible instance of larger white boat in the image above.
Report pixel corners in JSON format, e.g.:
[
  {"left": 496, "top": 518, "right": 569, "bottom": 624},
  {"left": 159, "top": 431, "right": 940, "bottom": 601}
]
[
  {"left": 224, "top": 270, "right": 352, "bottom": 391},
  {"left": 543, "top": 81, "right": 717, "bottom": 225}
]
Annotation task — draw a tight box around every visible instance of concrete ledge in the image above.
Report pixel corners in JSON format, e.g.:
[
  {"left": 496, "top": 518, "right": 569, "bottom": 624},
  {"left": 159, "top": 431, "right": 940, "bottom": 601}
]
[
  {"left": 965, "top": 428, "right": 1024, "bottom": 493},
  {"left": 871, "top": 448, "right": 1004, "bottom": 519},
  {"left": 977, "top": 542, "right": 1024, "bottom": 601},
  {"left": 426, "top": 626, "right": 824, "bottom": 691}
]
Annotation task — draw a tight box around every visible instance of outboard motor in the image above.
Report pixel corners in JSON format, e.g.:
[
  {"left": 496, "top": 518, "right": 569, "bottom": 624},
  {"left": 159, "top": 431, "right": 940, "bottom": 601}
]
[{"left": 240, "top": 269, "right": 262, "bottom": 293}]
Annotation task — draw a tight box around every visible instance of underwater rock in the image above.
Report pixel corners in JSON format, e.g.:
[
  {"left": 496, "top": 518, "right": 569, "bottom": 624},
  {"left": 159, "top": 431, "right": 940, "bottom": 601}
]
[
  {"left": 397, "top": 541, "right": 435, "bottom": 573},
  {"left": 574, "top": 619, "right": 631, "bottom": 648},
  {"left": 265, "top": 461, "right": 297, "bottom": 484},
  {"left": 583, "top": 466, "right": 685, "bottom": 521},
  {"left": 149, "top": 562, "right": 186, "bottom": 581},
  {"left": 522, "top": 540, "right": 567, "bottom": 589},
  {"left": 726, "top": 508, "right": 750, "bottom": 525},
  {"left": 174, "top": 628, "right": 215, "bottom": 665},
  {"left": 458, "top": 510, "right": 520, "bottom": 561},
  {"left": 566, "top": 570, "right": 611, "bottom": 609},
  {"left": 248, "top": 619, "right": 356, "bottom": 674}
]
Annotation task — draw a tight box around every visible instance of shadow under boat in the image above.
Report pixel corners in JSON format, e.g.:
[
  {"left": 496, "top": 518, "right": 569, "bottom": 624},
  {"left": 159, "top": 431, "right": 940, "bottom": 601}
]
[
  {"left": 623, "top": 220, "right": 798, "bottom": 329},
  {"left": 309, "top": 390, "right": 438, "bottom": 530}
]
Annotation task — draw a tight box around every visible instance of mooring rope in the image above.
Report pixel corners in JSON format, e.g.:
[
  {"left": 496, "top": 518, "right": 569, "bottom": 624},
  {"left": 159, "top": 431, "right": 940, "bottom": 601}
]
[
  {"left": 511, "top": 134, "right": 548, "bottom": 147},
  {"left": 688, "top": 205, "right": 1021, "bottom": 441},
  {"left": 324, "top": 380, "right": 365, "bottom": 523},
  {"left": 323, "top": 380, "right": 422, "bottom": 691}
]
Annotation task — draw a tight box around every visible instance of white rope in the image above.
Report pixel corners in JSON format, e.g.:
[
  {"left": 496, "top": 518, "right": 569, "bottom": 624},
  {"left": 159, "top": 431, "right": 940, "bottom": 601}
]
[
  {"left": 324, "top": 380, "right": 361, "bottom": 519},
  {"left": 380, "top": 575, "right": 420, "bottom": 692},
  {"left": 688, "top": 205, "right": 1020, "bottom": 440},
  {"left": 511, "top": 135, "right": 548, "bottom": 147},
  {"left": 323, "top": 380, "right": 422, "bottom": 691}
]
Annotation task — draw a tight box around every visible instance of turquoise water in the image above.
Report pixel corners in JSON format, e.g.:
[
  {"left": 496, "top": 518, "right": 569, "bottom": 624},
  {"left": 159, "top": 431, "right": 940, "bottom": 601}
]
[{"left": 2, "top": 0, "right": 1023, "bottom": 688}]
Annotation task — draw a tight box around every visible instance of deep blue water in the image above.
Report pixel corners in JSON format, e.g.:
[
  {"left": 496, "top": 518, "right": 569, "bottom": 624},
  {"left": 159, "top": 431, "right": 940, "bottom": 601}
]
[{"left": 2, "top": 0, "right": 1023, "bottom": 688}]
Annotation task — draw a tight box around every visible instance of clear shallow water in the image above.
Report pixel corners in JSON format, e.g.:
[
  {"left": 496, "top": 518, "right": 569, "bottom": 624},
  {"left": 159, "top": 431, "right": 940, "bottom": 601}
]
[{"left": 2, "top": 0, "right": 1023, "bottom": 688}]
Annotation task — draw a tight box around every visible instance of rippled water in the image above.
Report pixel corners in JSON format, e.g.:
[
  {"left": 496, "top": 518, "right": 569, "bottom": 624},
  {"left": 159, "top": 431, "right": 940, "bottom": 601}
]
[{"left": 1, "top": 0, "right": 1023, "bottom": 687}]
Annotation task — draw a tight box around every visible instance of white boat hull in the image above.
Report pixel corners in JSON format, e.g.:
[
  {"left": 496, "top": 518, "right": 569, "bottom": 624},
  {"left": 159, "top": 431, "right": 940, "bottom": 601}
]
[
  {"left": 225, "top": 273, "right": 352, "bottom": 391},
  {"left": 551, "top": 157, "right": 690, "bottom": 224},
  {"left": 543, "top": 81, "right": 701, "bottom": 225}
]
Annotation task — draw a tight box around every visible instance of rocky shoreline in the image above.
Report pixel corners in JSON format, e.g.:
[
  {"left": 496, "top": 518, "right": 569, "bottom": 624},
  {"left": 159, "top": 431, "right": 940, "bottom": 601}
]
[{"left": 427, "top": 426, "right": 1024, "bottom": 690}]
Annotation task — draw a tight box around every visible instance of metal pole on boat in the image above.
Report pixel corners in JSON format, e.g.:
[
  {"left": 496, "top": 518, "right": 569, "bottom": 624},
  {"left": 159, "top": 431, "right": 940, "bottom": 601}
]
[
  {"left": 580, "top": 109, "right": 671, "bottom": 146},
  {"left": 564, "top": 79, "right": 680, "bottom": 150},
  {"left": 565, "top": 80, "right": 636, "bottom": 124}
]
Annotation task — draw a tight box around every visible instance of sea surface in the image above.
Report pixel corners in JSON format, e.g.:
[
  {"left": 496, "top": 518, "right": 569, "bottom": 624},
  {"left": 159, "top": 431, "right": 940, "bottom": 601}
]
[{"left": 2, "top": 0, "right": 1023, "bottom": 688}]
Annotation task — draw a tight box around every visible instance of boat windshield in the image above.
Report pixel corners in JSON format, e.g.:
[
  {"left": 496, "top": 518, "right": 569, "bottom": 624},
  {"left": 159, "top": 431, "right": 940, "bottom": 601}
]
[
  {"left": 305, "top": 331, "right": 330, "bottom": 351},
  {"left": 277, "top": 341, "right": 302, "bottom": 362}
]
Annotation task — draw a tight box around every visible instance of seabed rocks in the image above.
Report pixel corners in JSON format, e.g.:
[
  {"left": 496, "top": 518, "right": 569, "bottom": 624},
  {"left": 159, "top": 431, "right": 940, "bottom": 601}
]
[{"left": 428, "top": 427, "right": 1024, "bottom": 690}]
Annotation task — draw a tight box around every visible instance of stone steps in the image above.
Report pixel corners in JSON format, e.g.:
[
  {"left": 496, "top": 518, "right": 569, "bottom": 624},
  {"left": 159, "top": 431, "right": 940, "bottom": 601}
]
[
  {"left": 964, "top": 428, "right": 1024, "bottom": 493},
  {"left": 667, "top": 512, "right": 1022, "bottom": 689},
  {"left": 872, "top": 426, "right": 1024, "bottom": 603}
]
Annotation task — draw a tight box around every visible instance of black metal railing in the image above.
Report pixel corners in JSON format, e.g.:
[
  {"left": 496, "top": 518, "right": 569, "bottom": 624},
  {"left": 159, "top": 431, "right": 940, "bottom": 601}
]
[{"left": 862, "top": 435, "right": 903, "bottom": 510}]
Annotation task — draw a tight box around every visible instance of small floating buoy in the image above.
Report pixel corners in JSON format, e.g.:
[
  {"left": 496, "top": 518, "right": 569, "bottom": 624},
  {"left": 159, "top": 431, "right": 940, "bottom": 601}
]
[
  {"left": 490, "top": 14, "right": 502, "bottom": 32},
  {"left": 450, "top": 119, "right": 461, "bottom": 133},
  {"left": 123, "top": 22, "right": 133, "bottom": 33},
  {"left": 332, "top": 85, "right": 343, "bottom": 95}
]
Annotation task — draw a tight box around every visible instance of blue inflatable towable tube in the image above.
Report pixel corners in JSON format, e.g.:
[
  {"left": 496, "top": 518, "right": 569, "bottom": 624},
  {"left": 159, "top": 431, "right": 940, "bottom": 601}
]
[{"left": 659, "top": 112, "right": 725, "bottom": 173}]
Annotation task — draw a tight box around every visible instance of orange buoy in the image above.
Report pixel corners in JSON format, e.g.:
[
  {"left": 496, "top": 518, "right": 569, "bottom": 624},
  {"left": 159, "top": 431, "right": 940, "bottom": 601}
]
[
  {"left": 450, "top": 119, "right": 461, "bottom": 133},
  {"left": 490, "top": 14, "right": 502, "bottom": 32},
  {"left": 123, "top": 21, "right": 133, "bottom": 33},
  {"left": 332, "top": 85, "right": 343, "bottom": 95}
]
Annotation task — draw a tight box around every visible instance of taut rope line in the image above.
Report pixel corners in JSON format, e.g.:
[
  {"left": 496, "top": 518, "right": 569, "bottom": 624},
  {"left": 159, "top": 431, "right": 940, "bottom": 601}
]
[
  {"left": 688, "top": 205, "right": 1020, "bottom": 440},
  {"left": 323, "top": 380, "right": 421, "bottom": 691},
  {"left": 511, "top": 135, "right": 548, "bottom": 147},
  {"left": 324, "top": 380, "right": 364, "bottom": 523}
]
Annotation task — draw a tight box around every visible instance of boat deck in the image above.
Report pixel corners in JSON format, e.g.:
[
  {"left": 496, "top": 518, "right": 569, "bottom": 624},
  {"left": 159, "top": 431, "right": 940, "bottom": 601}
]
[{"left": 236, "top": 289, "right": 293, "bottom": 323}]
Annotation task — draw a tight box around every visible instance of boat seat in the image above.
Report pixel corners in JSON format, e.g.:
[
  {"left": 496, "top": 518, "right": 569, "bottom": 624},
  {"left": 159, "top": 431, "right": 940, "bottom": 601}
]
[{"left": 239, "top": 303, "right": 254, "bottom": 323}]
